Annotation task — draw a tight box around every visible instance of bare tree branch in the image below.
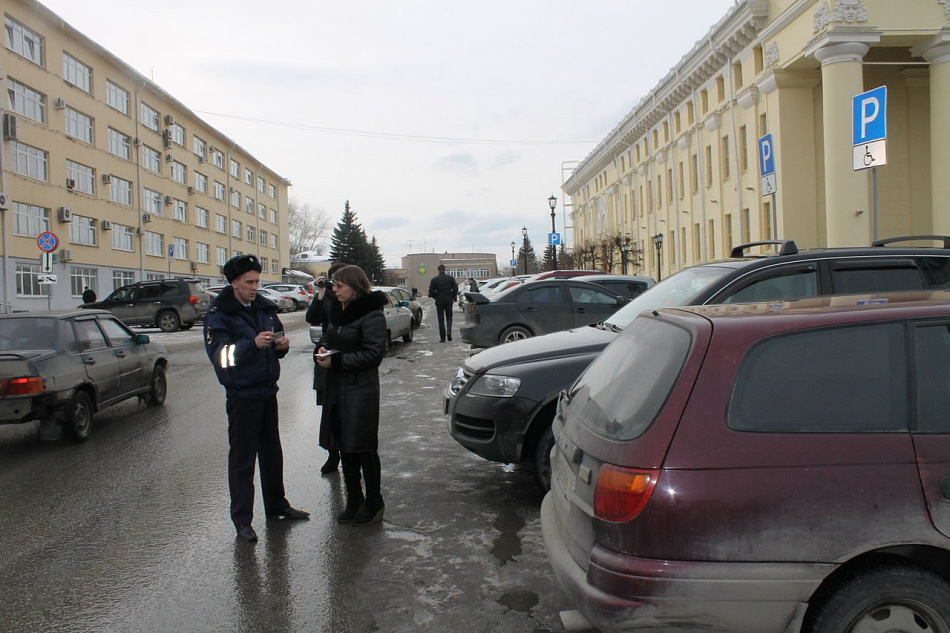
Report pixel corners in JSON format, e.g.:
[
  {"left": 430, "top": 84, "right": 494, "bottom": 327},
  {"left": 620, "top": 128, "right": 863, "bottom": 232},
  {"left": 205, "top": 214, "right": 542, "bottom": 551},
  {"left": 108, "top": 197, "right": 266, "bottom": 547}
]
[{"left": 287, "top": 198, "right": 331, "bottom": 254}]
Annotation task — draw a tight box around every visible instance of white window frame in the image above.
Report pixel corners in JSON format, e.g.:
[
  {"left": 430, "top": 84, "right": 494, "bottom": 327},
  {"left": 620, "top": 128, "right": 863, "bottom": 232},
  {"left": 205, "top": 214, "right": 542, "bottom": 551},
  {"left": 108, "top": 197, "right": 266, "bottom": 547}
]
[
  {"left": 110, "top": 177, "right": 132, "bottom": 206},
  {"left": 5, "top": 16, "right": 44, "bottom": 66},
  {"left": 171, "top": 122, "right": 185, "bottom": 146},
  {"left": 108, "top": 128, "right": 131, "bottom": 160},
  {"left": 9, "top": 141, "right": 48, "bottom": 181},
  {"left": 194, "top": 171, "right": 207, "bottom": 194},
  {"left": 15, "top": 262, "right": 49, "bottom": 297},
  {"left": 172, "top": 237, "right": 188, "bottom": 260},
  {"left": 142, "top": 146, "right": 161, "bottom": 174},
  {"left": 65, "top": 160, "right": 95, "bottom": 194},
  {"left": 62, "top": 52, "right": 92, "bottom": 94},
  {"left": 145, "top": 231, "right": 164, "bottom": 257},
  {"left": 143, "top": 188, "right": 163, "bottom": 215},
  {"left": 214, "top": 181, "right": 225, "bottom": 201},
  {"left": 215, "top": 214, "right": 227, "bottom": 234},
  {"left": 170, "top": 160, "right": 186, "bottom": 184},
  {"left": 12, "top": 202, "right": 50, "bottom": 237},
  {"left": 64, "top": 107, "right": 93, "bottom": 144},
  {"left": 106, "top": 80, "right": 130, "bottom": 115},
  {"left": 173, "top": 199, "right": 187, "bottom": 223},
  {"left": 216, "top": 246, "right": 228, "bottom": 266},
  {"left": 6, "top": 78, "right": 45, "bottom": 123},
  {"left": 229, "top": 158, "right": 239, "bottom": 178},
  {"left": 111, "top": 225, "right": 134, "bottom": 251},
  {"left": 196, "top": 242, "right": 209, "bottom": 264},
  {"left": 69, "top": 215, "right": 97, "bottom": 246},
  {"left": 140, "top": 103, "right": 159, "bottom": 131},
  {"left": 195, "top": 206, "right": 209, "bottom": 229}
]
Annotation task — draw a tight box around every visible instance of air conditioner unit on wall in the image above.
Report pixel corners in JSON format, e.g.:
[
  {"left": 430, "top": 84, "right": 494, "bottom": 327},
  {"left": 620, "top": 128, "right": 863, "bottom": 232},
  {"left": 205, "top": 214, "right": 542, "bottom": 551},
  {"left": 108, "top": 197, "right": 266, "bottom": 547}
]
[
  {"left": 190, "top": 261, "right": 198, "bottom": 271},
  {"left": 54, "top": 98, "right": 66, "bottom": 110},
  {"left": 101, "top": 220, "right": 113, "bottom": 230},
  {"left": 164, "top": 114, "right": 175, "bottom": 126},
  {"left": 101, "top": 174, "right": 112, "bottom": 184},
  {"left": 164, "top": 195, "right": 173, "bottom": 206},
  {"left": 133, "top": 137, "right": 142, "bottom": 146},
  {"left": 3, "top": 114, "right": 18, "bottom": 140},
  {"left": 0, "top": 193, "right": 9, "bottom": 211},
  {"left": 135, "top": 227, "right": 144, "bottom": 235},
  {"left": 59, "top": 249, "right": 73, "bottom": 262},
  {"left": 142, "top": 213, "right": 153, "bottom": 223},
  {"left": 57, "top": 207, "right": 73, "bottom": 222},
  {"left": 187, "top": 186, "right": 195, "bottom": 195},
  {"left": 165, "top": 153, "right": 173, "bottom": 162},
  {"left": 163, "top": 138, "right": 173, "bottom": 149},
  {"left": 197, "top": 155, "right": 205, "bottom": 163},
  {"left": 66, "top": 178, "right": 76, "bottom": 190}
]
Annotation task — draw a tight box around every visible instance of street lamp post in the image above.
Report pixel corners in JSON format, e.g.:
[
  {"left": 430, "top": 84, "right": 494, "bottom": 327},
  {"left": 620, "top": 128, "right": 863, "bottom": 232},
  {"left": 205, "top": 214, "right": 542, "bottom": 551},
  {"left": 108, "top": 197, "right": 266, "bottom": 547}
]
[
  {"left": 653, "top": 233, "right": 664, "bottom": 281},
  {"left": 548, "top": 194, "right": 558, "bottom": 270},
  {"left": 522, "top": 227, "right": 529, "bottom": 275},
  {"left": 510, "top": 241, "right": 516, "bottom": 274},
  {"left": 621, "top": 238, "right": 631, "bottom": 275}
]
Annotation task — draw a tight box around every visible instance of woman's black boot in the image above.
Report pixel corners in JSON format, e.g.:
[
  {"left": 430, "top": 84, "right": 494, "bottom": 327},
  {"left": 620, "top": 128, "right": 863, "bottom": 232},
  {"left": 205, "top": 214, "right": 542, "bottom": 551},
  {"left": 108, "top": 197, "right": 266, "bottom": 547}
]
[
  {"left": 352, "top": 451, "right": 384, "bottom": 526},
  {"left": 352, "top": 497, "right": 385, "bottom": 526},
  {"left": 337, "top": 473, "right": 364, "bottom": 523},
  {"left": 320, "top": 450, "right": 340, "bottom": 476}
]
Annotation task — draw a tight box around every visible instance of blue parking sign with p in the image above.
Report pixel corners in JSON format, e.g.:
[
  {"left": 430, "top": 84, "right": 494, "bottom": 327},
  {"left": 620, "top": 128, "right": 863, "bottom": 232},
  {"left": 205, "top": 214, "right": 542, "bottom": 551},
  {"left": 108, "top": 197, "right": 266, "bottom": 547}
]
[
  {"left": 758, "top": 134, "right": 775, "bottom": 177},
  {"left": 853, "top": 86, "right": 887, "bottom": 145}
]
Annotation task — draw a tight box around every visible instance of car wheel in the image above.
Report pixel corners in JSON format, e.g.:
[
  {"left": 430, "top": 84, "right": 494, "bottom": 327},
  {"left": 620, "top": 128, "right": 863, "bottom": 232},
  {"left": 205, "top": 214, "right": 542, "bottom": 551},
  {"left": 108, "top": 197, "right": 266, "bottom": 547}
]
[
  {"left": 157, "top": 310, "right": 181, "bottom": 332},
  {"left": 533, "top": 425, "right": 555, "bottom": 492},
  {"left": 384, "top": 333, "right": 391, "bottom": 353},
  {"left": 805, "top": 566, "right": 950, "bottom": 633},
  {"left": 291, "top": 300, "right": 300, "bottom": 311},
  {"left": 500, "top": 325, "right": 532, "bottom": 344},
  {"left": 66, "top": 391, "right": 94, "bottom": 442},
  {"left": 144, "top": 365, "right": 167, "bottom": 406},
  {"left": 413, "top": 310, "right": 422, "bottom": 328},
  {"left": 403, "top": 326, "right": 413, "bottom": 343},
  {"left": 179, "top": 322, "right": 194, "bottom": 331}
]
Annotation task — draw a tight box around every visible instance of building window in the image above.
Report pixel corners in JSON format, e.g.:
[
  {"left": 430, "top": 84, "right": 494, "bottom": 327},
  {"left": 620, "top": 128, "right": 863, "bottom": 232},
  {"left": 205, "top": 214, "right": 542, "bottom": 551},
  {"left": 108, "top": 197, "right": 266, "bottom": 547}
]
[
  {"left": 16, "top": 262, "right": 49, "bottom": 297},
  {"left": 145, "top": 231, "right": 163, "bottom": 257},
  {"left": 666, "top": 168, "right": 674, "bottom": 204},
  {"left": 214, "top": 181, "right": 225, "bottom": 201},
  {"left": 741, "top": 207, "right": 751, "bottom": 243},
  {"left": 271, "top": 260, "right": 279, "bottom": 274},
  {"left": 230, "top": 189, "right": 240, "bottom": 208},
  {"left": 246, "top": 226, "right": 255, "bottom": 242},
  {"left": 6, "top": 78, "right": 45, "bottom": 123},
  {"left": 172, "top": 237, "right": 188, "bottom": 260},
  {"left": 677, "top": 162, "right": 685, "bottom": 199},
  {"left": 112, "top": 270, "right": 134, "bottom": 289},
  {"left": 144, "top": 188, "right": 162, "bottom": 215},
  {"left": 216, "top": 247, "right": 227, "bottom": 265},
  {"left": 259, "top": 203, "right": 266, "bottom": 219},
  {"left": 111, "top": 225, "right": 134, "bottom": 251},
  {"left": 704, "top": 145, "right": 713, "bottom": 188},
  {"left": 260, "top": 257, "right": 269, "bottom": 272},
  {"left": 195, "top": 206, "right": 209, "bottom": 228},
  {"left": 762, "top": 199, "right": 773, "bottom": 240},
  {"left": 173, "top": 199, "right": 187, "bottom": 222},
  {"left": 13, "top": 202, "right": 50, "bottom": 237},
  {"left": 257, "top": 176, "right": 265, "bottom": 193},
  {"left": 142, "top": 145, "right": 161, "bottom": 174},
  {"left": 245, "top": 196, "right": 253, "bottom": 214},
  {"left": 215, "top": 214, "right": 227, "bottom": 234},
  {"left": 707, "top": 219, "right": 716, "bottom": 259},
  {"left": 724, "top": 213, "right": 733, "bottom": 253},
  {"left": 109, "top": 177, "right": 132, "bottom": 206},
  {"left": 108, "top": 128, "right": 131, "bottom": 160},
  {"left": 739, "top": 125, "right": 749, "bottom": 172},
  {"left": 62, "top": 52, "right": 92, "bottom": 94},
  {"left": 232, "top": 220, "right": 241, "bottom": 238},
  {"left": 66, "top": 160, "right": 95, "bottom": 194},
  {"left": 194, "top": 171, "right": 207, "bottom": 194},
  {"left": 9, "top": 141, "right": 48, "bottom": 180},
  {"left": 270, "top": 234, "right": 277, "bottom": 249},
  {"left": 269, "top": 209, "right": 277, "bottom": 224},
  {"left": 141, "top": 103, "right": 159, "bottom": 131},
  {"left": 70, "top": 267, "right": 97, "bottom": 297},
  {"left": 212, "top": 149, "right": 224, "bottom": 169},
  {"left": 69, "top": 215, "right": 97, "bottom": 246},
  {"left": 693, "top": 223, "right": 702, "bottom": 261},
  {"left": 168, "top": 123, "right": 184, "bottom": 146},
  {"left": 64, "top": 107, "right": 93, "bottom": 144},
  {"left": 193, "top": 135, "right": 206, "bottom": 159},
  {"left": 269, "top": 184, "right": 275, "bottom": 198},
  {"left": 106, "top": 80, "right": 130, "bottom": 115},
  {"left": 245, "top": 168, "right": 253, "bottom": 185},
  {"left": 259, "top": 230, "right": 267, "bottom": 246},
  {"left": 720, "top": 134, "right": 730, "bottom": 180},
  {"left": 196, "top": 242, "right": 209, "bottom": 264},
  {"left": 170, "top": 160, "right": 186, "bottom": 184},
  {"left": 5, "top": 16, "right": 44, "bottom": 66},
  {"left": 230, "top": 159, "right": 239, "bottom": 178}
]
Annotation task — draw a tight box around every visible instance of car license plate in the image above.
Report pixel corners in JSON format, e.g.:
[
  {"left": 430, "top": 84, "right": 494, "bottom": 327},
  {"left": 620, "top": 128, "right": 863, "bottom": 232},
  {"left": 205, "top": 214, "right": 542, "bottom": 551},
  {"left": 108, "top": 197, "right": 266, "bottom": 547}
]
[{"left": 553, "top": 448, "right": 576, "bottom": 496}]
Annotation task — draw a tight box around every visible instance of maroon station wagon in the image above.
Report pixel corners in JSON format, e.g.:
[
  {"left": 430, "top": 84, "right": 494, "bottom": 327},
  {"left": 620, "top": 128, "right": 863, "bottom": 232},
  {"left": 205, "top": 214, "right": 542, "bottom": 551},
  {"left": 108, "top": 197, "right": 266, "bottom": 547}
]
[{"left": 542, "top": 292, "right": 950, "bottom": 633}]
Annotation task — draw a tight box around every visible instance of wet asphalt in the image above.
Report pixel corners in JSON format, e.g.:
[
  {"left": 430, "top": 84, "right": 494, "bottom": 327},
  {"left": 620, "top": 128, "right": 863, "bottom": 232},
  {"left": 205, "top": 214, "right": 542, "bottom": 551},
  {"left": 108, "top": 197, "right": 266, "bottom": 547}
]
[{"left": 0, "top": 299, "right": 577, "bottom": 633}]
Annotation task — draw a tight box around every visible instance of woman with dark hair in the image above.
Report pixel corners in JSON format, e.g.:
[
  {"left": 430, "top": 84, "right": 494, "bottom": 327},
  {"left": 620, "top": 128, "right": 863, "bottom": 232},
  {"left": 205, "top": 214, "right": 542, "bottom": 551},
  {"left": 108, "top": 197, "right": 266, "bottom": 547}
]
[{"left": 314, "top": 265, "right": 388, "bottom": 526}]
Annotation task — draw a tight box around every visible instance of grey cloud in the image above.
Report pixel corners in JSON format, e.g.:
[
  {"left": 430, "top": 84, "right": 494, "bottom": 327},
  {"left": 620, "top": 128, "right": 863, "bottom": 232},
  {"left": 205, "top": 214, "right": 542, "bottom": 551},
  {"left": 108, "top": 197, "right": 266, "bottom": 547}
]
[{"left": 434, "top": 153, "right": 478, "bottom": 176}]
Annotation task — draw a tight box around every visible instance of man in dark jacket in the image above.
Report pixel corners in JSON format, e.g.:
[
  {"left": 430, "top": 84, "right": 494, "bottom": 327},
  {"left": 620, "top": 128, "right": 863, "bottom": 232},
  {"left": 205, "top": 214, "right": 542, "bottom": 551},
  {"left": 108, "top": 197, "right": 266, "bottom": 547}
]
[
  {"left": 428, "top": 264, "right": 458, "bottom": 342},
  {"left": 204, "top": 254, "right": 309, "bottom": 542}
]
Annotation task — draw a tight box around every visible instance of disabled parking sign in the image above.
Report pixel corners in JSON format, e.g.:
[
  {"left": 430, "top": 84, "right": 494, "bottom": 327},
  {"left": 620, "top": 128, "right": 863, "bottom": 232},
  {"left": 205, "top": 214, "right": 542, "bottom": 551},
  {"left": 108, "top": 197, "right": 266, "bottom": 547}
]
[{"left": 852, "top": 86, "right": 887, "bottom": 170}]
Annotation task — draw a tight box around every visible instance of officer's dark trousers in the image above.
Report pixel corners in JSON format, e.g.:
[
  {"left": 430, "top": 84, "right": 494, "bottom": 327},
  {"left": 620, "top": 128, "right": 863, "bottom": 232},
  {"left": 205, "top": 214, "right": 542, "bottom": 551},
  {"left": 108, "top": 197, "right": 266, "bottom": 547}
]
[
  {"left": 227, "top": 395, "right": 289, "bottom": 527},
  {"left": 435, "top": 302, "right": 454, "bottom": 341}
]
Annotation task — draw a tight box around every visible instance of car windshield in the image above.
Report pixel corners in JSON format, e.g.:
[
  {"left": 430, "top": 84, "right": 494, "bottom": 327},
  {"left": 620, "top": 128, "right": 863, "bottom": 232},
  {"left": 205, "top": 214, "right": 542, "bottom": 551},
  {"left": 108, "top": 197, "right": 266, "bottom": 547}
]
[
  {"left": 567, "top": 316, "right": 691, "bottom": 441},
  {"left": 0, "top": 318, "right": 57, "bottom": 351},
  {"left": 603, "top": 264, "right": 734, "bottom": 329}
]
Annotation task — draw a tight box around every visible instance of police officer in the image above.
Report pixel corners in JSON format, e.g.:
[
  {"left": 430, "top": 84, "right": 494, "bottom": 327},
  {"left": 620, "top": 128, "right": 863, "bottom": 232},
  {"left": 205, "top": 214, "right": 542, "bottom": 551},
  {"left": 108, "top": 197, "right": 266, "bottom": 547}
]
[{"left": 204, "top": 254, "right": 309, "bottom": 542}]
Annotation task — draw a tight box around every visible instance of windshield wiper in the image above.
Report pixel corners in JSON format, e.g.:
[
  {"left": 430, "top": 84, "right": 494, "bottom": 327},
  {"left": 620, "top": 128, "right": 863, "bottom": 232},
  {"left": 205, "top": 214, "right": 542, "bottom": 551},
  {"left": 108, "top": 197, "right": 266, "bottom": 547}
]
[{"left": 601, "top": 321, "right": 623, "bottom": 333}]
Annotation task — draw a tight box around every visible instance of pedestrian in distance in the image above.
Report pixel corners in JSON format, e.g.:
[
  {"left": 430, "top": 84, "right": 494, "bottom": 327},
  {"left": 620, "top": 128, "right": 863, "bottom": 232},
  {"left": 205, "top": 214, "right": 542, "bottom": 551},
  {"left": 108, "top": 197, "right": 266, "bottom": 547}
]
[
  {"left": 467, "top": 277, "right": 478, "bottom": 293},
  {"left": 81, "top": 286, "right": 96, "bottom": 303},
  {"left": 428, "top": 264, "right": 458, "bottom": 342},
  {"left": 305, "top": 261, "right": 348, "bottom": 476},
  {"left": 314, "top": 265, "right": 388, "bottom": 526},
  {"left": 204, "top": 254, "right": 310, "bottom": 543}
]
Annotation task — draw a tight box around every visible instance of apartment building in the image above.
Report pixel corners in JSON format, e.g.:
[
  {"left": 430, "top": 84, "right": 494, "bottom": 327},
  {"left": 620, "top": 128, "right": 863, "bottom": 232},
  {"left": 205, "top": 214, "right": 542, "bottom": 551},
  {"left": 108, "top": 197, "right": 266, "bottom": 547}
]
[
  {"left": 564, "top": 0, "right": 950, "bottom": 280},
  {"left": 0, "top": 0, "right": 290, "bottom": 312}
]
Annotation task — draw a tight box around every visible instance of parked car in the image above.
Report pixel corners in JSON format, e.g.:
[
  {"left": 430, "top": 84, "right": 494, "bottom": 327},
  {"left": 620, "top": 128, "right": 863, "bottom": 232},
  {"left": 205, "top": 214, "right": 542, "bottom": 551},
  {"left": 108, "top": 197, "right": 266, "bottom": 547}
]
[
  {"left": 518, "top": 269, "right": 605, "bottom": 282},
  {"left": 262, "top": 283, "right": 311, "bottom": 310},
  {"left": 308, "top": 289, "right": 413, "bottom": 350},
  {"left": 377, "top": 285, "right": 423, "bottom": 329},
  {"left": 80, "top": 279, "right": 210, "bottom": 332},
  {"left": 542, "top": 291, "right": 950, "bottom": 633},
  {"left": 459, "top": 279, "right": 627, "bottom": 348},
  {"left": 445, "top": 236, "right": 950, "bottom": 490},
  {"left": 256, "top": 287, "right": 294, "bottom": 312},
  {"left": 574, "top": 274, "right": 655, "bottom": 300},
  {"left": 0, "top": 310, "right": 168, "bottom": 441}
]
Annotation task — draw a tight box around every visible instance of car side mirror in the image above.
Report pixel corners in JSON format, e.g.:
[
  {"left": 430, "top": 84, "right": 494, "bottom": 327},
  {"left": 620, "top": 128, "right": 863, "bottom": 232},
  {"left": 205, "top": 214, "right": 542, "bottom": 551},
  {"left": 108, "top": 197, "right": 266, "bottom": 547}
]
[
  {"left": 617, "top": 297, "right": 628, "bottom": 305},
  {"left": 399, "top": 300, "right": 409, "bottom": 307},
  {"left": 135, "top": 334, "right": 150, "bottom": 344}
]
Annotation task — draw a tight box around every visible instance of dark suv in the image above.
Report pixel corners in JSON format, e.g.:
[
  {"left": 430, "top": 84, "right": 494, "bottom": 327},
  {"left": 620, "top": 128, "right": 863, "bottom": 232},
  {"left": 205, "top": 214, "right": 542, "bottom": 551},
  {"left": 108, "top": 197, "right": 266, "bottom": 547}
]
[
  {"left": 444, "top": 237, "right": 950, "bottom": 490},
  {"left": 542, "top": 291, "right": 950, "bottom": 633},
  {"left": 81, "top": 279, "right": 210, "bottom": 332}
]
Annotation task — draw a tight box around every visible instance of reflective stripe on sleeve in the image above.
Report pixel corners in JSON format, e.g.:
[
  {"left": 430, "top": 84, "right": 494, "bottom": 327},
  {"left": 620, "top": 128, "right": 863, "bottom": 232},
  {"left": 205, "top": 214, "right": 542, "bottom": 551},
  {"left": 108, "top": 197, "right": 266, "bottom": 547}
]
[{"left": 218, "top": 344, "right": 237, "bottom": 368}]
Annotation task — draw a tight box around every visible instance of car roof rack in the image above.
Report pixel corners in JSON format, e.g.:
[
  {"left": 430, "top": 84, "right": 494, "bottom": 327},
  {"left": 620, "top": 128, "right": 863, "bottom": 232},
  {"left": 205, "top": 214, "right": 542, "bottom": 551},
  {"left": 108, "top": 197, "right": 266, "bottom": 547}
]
[
  {"left": 730, "top": 240, "right": 799, "bottom": 258},
  {"left": 872, "top": 235, "right": 950, "bottom": 249}
]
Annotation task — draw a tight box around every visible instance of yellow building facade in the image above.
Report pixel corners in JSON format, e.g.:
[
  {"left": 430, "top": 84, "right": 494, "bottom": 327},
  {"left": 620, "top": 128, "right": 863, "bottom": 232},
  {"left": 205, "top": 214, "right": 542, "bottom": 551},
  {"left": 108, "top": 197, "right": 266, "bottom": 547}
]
[
  {"left": 563, "top": 0, "right": 950, "bottom": 280},
  {"left": 1, "top": 0, "right": 290, "bottom": 311}
]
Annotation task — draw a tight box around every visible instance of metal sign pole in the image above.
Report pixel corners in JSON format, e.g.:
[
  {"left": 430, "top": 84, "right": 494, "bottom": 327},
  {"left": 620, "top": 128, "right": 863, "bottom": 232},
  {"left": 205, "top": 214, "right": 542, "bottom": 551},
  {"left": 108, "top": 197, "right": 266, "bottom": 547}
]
[
  {"left": 772, "top": 191, "right": 779, "bottom": 240},
  {"left": 871, "top": 167, "right": 878, "bottom": 243}
]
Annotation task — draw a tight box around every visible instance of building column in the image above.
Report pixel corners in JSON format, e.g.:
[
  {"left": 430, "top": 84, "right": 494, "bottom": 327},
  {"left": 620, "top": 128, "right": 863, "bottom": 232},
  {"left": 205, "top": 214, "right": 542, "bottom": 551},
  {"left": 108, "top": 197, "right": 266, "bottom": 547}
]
[
  {"left": 913, "top": 30, "right": 950, "bottom": 235},
  {"left": 805, "top": 32, "right": 880, "bottom": 246}
]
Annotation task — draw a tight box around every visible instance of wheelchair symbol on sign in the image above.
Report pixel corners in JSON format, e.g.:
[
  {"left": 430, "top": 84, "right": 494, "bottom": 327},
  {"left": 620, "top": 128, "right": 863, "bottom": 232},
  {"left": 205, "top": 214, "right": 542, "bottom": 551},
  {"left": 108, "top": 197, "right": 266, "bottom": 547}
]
[{"left": 863, "top": 145, "right": 875, "bottom": 166}]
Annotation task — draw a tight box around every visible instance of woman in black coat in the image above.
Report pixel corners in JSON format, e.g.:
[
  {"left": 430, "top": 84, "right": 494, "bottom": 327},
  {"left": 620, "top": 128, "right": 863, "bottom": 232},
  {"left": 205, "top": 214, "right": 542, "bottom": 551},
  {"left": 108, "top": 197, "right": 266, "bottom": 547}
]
[{"left": 315, "top": 265, "right": 388, "bottom": 526}]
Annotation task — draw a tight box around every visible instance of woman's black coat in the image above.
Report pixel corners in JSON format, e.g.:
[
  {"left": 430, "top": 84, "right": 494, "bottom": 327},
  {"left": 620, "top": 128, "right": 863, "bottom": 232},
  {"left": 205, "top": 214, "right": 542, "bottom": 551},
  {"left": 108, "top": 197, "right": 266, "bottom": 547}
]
[{"left": 317, "top": 290, "right": 387, "bottom": 452}]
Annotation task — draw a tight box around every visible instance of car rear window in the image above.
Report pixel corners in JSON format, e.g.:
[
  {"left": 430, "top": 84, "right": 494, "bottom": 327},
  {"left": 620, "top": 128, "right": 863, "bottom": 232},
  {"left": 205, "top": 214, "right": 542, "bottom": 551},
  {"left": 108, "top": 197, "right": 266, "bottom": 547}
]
[
  {"left": 569, "top": 316, "right": 691, "bottom": 440},
  {"left": 728, "top": 323, "right": 906, "bottom": 433}
]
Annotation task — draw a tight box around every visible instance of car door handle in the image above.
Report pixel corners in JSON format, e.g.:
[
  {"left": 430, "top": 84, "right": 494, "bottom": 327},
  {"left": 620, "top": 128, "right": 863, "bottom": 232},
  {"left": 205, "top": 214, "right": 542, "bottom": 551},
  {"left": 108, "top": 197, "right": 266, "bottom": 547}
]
[
  {"left": 523, "top": 307, "right": 535, "bottom": 312},
  {"left": 83, "top": 357, "right": 96, "bottom": 365},
  {"left": 115, "top": 350, "right": 126, "bottom": 358},
  {"left": 941, "top": 477, "right": 950, "bottom": 500}
]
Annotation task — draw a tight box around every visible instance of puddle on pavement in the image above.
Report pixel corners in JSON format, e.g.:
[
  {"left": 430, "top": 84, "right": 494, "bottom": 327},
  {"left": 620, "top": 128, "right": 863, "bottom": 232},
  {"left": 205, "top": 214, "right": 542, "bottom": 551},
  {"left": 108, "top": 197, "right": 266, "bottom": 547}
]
[
  {"left": 490, "top": 508, "right": 525, "bottom": 565},
  {"left": 498, "top": 589, "right": 539, "bottom": 614}
]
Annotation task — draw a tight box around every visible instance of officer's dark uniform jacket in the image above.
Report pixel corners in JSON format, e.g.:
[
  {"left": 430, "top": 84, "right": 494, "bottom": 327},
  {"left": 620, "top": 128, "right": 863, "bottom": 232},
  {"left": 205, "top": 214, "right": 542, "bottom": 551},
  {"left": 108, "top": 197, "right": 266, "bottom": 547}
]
[{"left": 203, "top": 286, "right": 287, "bottom": 399}]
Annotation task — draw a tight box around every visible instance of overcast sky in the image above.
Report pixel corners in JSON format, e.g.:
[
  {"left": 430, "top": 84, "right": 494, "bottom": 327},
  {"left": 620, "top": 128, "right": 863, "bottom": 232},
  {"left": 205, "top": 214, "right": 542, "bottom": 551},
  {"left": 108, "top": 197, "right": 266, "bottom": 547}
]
[{"left": 39, "top": 0, "right": 738, "bottom": 268}]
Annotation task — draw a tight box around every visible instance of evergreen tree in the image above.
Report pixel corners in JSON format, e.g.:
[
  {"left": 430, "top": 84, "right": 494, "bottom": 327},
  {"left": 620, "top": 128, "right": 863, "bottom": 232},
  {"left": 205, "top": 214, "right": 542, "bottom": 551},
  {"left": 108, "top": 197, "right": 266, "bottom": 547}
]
[
  {"left": 328, "top": 200, "right": 365, "bottom": 265},
  {"left": 366, "top": 237, "right": 387, "bottom": 284},
  {"left": 516, "top": 237, "right": 541, "bottom": 275}
]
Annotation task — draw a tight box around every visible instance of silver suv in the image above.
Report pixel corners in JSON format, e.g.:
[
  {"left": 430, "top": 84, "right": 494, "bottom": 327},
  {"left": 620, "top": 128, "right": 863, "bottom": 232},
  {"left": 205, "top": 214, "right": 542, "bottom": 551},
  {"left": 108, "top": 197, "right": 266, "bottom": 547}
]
[{"left": 80, "top": 279, "right": 210, "bottom": 332}]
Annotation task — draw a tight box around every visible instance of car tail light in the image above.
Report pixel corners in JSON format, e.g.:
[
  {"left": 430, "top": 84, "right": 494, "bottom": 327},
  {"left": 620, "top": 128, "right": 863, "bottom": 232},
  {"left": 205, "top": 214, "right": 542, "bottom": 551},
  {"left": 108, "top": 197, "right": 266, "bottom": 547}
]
[
  {"left": 1, "top": 376, "right": 44, "bottom": 396},
  {"left": 189, "top": 295, "right": 199, "bottom": 304},
  {"left": 593, "top": 465, "right": 659, "bottom": 522}
]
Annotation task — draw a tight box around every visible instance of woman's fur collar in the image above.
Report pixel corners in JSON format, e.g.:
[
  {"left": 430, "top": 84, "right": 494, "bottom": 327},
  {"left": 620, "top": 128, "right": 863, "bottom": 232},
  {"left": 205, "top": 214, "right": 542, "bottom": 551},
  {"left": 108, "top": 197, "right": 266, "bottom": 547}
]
[{"left": 331, "top": 290, "right": 387, "bottom": 326}]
